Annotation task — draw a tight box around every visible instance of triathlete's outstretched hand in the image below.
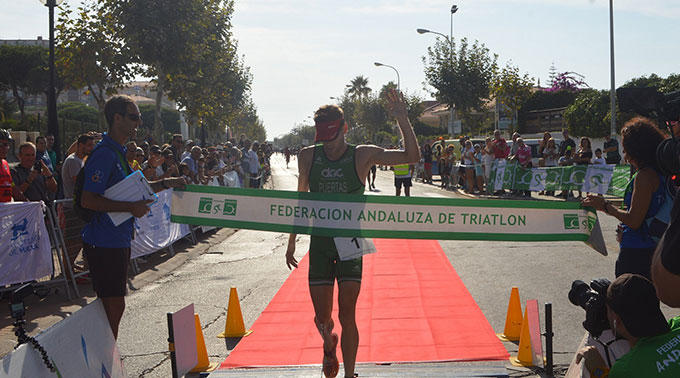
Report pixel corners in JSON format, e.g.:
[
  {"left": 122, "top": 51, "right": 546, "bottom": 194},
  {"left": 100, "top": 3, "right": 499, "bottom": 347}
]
[
  {"left": 286, "top": 242, "right": 298, "bottom": 270},
  {"left": 385, "top": 88, "right": 408, "bottom": 119}
]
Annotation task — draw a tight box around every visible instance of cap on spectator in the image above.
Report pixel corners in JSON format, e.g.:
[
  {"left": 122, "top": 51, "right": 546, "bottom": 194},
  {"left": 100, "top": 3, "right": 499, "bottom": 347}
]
[
  {"left": 314, "top": 119, "right": 344, "bottom": 142},
  {"left": 606, "top": 273, "right": 670, "bottom": 338},
  {"left": 0, "top": 129, "right": 11, "bottom": 140}
]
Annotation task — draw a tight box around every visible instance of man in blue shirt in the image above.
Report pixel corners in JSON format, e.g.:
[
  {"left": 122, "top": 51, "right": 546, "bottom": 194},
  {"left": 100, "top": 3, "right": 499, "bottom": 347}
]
[{"left": 81, "top": 95, "right": 186, "bottom": 339}]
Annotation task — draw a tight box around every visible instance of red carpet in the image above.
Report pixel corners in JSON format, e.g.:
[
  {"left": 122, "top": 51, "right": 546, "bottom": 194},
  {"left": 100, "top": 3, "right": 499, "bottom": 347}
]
[{"left": 219, "top": 239, "right": 508, "bottom": 368}]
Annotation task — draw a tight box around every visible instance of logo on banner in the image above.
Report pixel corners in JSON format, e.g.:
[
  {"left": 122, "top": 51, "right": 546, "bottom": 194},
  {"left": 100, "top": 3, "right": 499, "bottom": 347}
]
[
  {"left": 563, "top": 214, "right": 580, "bottom": 229},
  {"left": 197, "top": 197, "right": 237, "bottom": 216},
  {"left": 222, "top": 199, "right": 237, "bottom": 215},
  {"left": 9, "top": 217, "right": 40, "bottom": 256},
  {"left": 11, "top": 218, "right": 28, "bottom": 241},
  {"left": 198, "top": 197, "right": 214, "bottom": 214}
]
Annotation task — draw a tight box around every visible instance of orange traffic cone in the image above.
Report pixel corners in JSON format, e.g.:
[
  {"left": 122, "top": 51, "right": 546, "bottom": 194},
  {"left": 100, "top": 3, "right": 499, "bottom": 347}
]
[
  {"left": 190, "top": 314, "right": 219, "bottom": 372},
  {"left": 510, "top": 307, "right": 534, "bottom": 366},
  {"left": 497, "top": 287, "right": 523, "bottom": 341},
  {"left": 217, "top": 287, "right": 253, "bottom": 338}
]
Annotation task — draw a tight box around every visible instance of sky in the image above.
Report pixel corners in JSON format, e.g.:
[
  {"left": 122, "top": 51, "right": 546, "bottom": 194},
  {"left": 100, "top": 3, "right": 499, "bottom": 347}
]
[{"left": 2, "top": 0, "right": 679, "bottom": 140}]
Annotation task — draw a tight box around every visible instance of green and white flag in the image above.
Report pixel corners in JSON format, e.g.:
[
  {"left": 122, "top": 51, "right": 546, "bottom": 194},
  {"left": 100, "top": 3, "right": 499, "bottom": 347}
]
[
  {"left": 171, "top": 185, "right": 607, "bottom": 255},
  {"left": 488, "top": 161, "right": 631, "bottom": 195}
]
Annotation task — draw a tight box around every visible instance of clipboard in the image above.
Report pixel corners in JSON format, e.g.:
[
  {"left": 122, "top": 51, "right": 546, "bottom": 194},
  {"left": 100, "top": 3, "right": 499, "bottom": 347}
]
[{"left": 104, "top": 170, "right": 158, "bottom": 226}]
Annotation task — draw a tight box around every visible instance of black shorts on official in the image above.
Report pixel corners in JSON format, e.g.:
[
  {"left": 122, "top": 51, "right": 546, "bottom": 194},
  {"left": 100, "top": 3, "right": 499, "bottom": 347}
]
[
  {"left": 394, "top": 176, "right": 412, "bottom": 189},
  {"left": 83, "top": 242, "right": 131, "bottom": 298}
]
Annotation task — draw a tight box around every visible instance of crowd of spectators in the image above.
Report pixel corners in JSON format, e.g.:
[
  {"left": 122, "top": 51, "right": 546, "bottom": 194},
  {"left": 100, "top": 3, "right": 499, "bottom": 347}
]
[
  {"left": 0, "top": 130, "right": 274, "bottom": 206},
  {"left": 418, "top": 128, "right": 620, "bottom": 199}
]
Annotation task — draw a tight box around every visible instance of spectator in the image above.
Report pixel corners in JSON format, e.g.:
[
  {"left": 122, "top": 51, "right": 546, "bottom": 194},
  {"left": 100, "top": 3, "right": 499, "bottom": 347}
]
[
  {"left": 141, "top": 145, "right": 164, "bottom": 180},
  {"left": 0, "top": 129, "right": 25, "bottom": 202},
  {"left": 473, "top": 144, "right": 485, "bottom": 194},
  {"left": 603, "top": 134, "right": 621, "bottom": 165},
  {"left": 582, "top": 117, "right": 667, "bottom": 279},
  {"left": 125, "top": 141, "right": 142, "bottom": 171},
  {"left": 61, "top": 134, "right": 95, "bottom": 199},
  {"left": 248, "top": 141, "right": 261, "bottom": 188},
  {"left": 35, "top": 136, "right": 55, "bottom": 173},
  {"left": 559, "top": 147, "right": 574, "bottom": 167},
  {"left": 393, "top": 162, "right": 413, "bottom": 196},
  {"left": 421, "top": 143, "right": 433, "bottom": 184},
  {"left": 181, "top": 140, "right": 193, "bottom": 161},
  {"left": 576, "top": 274, "right": 680, "bottom": 377},
  {"left": 575, "top": 137, "right": 593, "bottom": 198},
  {"left": 515, "top": 138, "right": 532, "bottom": 198},
  {"left": 492, "top": 129, "right": 509, "bottom": 160},
  {"left": 168, "top": 134, "right": 184, "bottom": 165},
  {"left": 558, "top": 129, "right": 576, "bottom": 158},
  {"left": 11, "top": 142, "right": 57, "bottom": 203},
  {"left": 542, "top": 138, "right": 559, "bottom": 196},
  {"left": 462, "top": 140, "right": 475, "bottom": 193},
  {"left": 240, "top": 139, "right": 252, "bottom": 185},
  {"left": 181, "top": 145, "right": 202, "bottom": 184},
  {"left": 138, "top": 140, "right": 150, "bottom": 162},
  {"left": 159, "top": 148, "right": 179, "bottom": 179},
  {"left": 509, "top": 132, "right": 520, "bottom": 157},
  {"left": 45, "top": 133, "right": 58, "bottom": 169},
  {"left": 79, "top": 95, "right": 185, "bottom": 340},
  {"left": 592, "top": 148, "right": 606, "bottom": 166},
  {"left": 482, "top": 137, "right": 495, "bottom": 190},
  {"left": 538, "top": 131, "right": 551, "bottom": 157}
]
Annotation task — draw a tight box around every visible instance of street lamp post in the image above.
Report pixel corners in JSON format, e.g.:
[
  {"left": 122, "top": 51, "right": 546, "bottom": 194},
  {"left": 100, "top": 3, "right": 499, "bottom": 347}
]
[
  {"left": 373, "top": 62, "right": 400, "bottom": 91},
  {"left": 609, "top": 0, "right": 616, "bottom": 137},
  {"left": 39, "top": 0, "right": 63, "bottom": 160},
  {"left": 417, "top": 4, "right": 458, "bottom": 135}
]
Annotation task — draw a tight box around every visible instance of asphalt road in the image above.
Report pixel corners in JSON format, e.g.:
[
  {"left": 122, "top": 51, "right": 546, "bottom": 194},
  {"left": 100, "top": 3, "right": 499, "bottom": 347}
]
[{"left": 6, "top": 153, "right": 677, "bottom": 377}]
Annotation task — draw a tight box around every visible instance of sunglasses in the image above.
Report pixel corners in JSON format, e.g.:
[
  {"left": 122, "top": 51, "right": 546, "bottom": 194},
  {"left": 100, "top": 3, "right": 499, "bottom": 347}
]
[{"left": 124, "top": 113, "right": 141, "bottom": 121}]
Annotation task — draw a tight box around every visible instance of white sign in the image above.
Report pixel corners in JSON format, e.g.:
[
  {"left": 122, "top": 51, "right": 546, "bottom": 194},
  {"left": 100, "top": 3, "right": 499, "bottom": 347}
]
[
  {"left": 0, "top": 299, "right": 126, "bottom": 377},
  {"left": 131, "top": 189, "right": 191, "bottom": 259},
  {"left": 0, "top": 202, "right": 53, "bottom": 286}
]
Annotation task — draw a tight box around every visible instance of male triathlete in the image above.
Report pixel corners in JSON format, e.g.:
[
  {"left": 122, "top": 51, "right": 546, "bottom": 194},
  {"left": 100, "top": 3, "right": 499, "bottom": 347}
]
[{"left": 285, "top": 89, "right": 419, "bottom": 378}]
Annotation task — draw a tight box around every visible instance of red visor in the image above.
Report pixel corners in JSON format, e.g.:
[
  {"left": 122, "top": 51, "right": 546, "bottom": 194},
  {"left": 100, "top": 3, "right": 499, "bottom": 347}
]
[{"left": 314, "top": 119, "right": 344, "bottom": 142}]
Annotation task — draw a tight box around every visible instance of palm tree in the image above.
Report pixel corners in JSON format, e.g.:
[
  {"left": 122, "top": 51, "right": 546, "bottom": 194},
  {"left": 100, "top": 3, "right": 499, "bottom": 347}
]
[{"left": 346, "top": 75, "right": 371, "bottom": 99}]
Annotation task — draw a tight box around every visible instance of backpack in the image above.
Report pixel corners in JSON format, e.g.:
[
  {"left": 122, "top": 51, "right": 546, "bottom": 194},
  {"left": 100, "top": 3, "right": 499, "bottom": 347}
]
[
  {"left": 644, "top": 176, "right": 677, "bottom": 243},
  {"left": 73, "top": 142, "right": 131, "bottom": 222}
]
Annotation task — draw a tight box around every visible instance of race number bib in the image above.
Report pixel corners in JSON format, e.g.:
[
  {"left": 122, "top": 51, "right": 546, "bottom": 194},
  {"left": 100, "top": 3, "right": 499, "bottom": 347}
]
[{"left": 334, "top": 237, "right": 377, "bottom": 261}]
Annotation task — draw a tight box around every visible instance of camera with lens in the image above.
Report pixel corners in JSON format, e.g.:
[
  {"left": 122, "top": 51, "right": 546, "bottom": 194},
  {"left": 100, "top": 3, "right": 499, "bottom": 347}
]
[
  {"left": 33, "top": 160, "right": 42, "bottom": 173},
  {"left": 617, "top": 87, "right": 680, "bottom": 180},
  {"left": 568, "top": 278, "right": 612, "bottom": 338},
  {"left": 8, "top": 283, "right": 34, "bottom": 324}
]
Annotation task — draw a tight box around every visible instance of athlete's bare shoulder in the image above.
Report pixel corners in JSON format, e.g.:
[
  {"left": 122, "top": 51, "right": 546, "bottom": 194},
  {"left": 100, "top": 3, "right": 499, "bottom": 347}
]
[{"left": 355, "top": 144, "right": 383, "bottom": 164}]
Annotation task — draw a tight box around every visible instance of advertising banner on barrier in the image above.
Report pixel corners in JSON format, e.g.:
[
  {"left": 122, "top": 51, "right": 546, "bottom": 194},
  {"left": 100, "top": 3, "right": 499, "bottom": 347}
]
[
  {"left": 488, "top": 161, "right": 631, "bottom": 195},
  {"left": 0, "top": 299, "right": 126, "bottom": 377},
  {"left": 170, "top": 185, "right": 607, "bottom": 254},
  {"left": 0, "top": 202, "right": 53, "bottom": 286},
  {"left": 131, "top": 189, "right": 191, "bottom": 259}
]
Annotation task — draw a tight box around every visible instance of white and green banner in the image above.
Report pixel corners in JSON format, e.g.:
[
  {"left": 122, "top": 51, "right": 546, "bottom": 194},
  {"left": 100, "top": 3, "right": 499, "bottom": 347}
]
[
  {"left": 171, "top": 185, "right": 607, "bottom": 255},
  {"left": 488, "top": 161, "right": 631, "bottom": 196}
]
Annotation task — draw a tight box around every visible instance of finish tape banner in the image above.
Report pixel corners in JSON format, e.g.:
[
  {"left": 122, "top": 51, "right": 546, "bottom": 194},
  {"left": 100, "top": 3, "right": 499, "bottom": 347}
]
[
  {"left": 488, "top": 161, "right": 631, "bottom": 196},
  {"left": 171, "top": 185, "right": 607, "bottom": 255}
]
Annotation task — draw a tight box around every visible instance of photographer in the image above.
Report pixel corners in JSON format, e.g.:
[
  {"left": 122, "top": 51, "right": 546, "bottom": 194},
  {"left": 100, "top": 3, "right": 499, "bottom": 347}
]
[
  {"left": 11, "top": 142, "right": 57, "bottom": 203},
  {"left": 651, "top": 115, "right": 680, "bottom": 307},
  {"left": 582, "top": 117, "right": 667, "bottom": 280},
  {"left": 576, "top": 274, "right": 680, "bottom": 377}
]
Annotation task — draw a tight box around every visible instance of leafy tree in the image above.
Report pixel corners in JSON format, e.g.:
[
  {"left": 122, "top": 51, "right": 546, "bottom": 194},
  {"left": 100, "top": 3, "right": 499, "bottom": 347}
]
[
  {"left": 346, "top": 75, "right": 372, "bottom": 99},
  {"left": 423, "top": 37, "right": 498, "bottom": 134},
  {"left": 517, "top": 90, "right": 577, "bottom": 130},
  {"left": 0, "top": 45, "right": 49, "bottom": 121},
  {"left": 228, "top": 99, "right": 266, "bottom": 143},
  {"left": 492, "top": 61, "right": 534, "bottom": 130},
  {"left": 56, "top": 1, "right": 136, "bottom": 129},
  {"left": 57, "top": 102, "right": 99, "bottom": 124},
  {"left": 563, "top": 89, "right": 613, "bottom": 137}
]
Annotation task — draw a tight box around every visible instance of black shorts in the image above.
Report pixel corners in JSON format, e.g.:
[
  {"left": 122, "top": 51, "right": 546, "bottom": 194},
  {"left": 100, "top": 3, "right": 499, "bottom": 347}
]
[
  {"left": 370, "top": 165, "right": 377, "bottom": 173},
  {"left": 83, "top": 242, "right": 131, "bottom": 298},
  {"left": 249, "top": 177, "right": 260, "bottom": 188},
  {"left": 394, "top": 176, "right": 412, "bottom": 189}
]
